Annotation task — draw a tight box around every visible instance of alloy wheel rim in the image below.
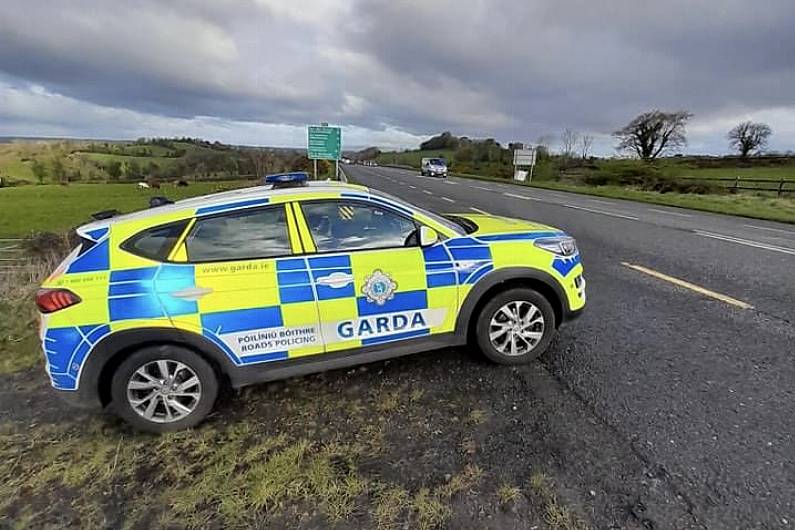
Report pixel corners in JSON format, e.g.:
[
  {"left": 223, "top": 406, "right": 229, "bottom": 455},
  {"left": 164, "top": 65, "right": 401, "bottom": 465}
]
[
  {"left": 127, "top": 359, "right": 201, "bottom": 423},
  {"left": 488, "top": 300, "right": 545, "bottom": 356}
]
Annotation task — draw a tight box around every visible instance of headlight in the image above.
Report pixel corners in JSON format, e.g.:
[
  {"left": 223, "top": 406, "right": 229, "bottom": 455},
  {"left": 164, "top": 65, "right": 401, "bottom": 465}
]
[{"left": 534, "top": 236, "right": 578, "bottom": 257}]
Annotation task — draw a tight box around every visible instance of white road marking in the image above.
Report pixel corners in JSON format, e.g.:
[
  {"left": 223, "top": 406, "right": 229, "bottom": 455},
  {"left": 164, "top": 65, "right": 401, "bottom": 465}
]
[
  {"left": 445, "top": 180, "right": 459, "bottom": 185},
  {"left": 469, "top": 207, "right": 491, "bottom": 215},
  {"left": 503, "top": 192, "right": 542, "bottom": 201},
  {"left": 743, "top": 224, "right": 795, "bottom": 235},
  {"left": 409, "top": 185, "right": 417, "bottom": 189},
  {"left": 622, "top": 262, "right": 754, "bottom": 310},
  {"left": 649, "top": 208, "right": 692, "bottom": 218},
  {"left": 562, "top": 203, "right": 639, "bottom": 220},
  {"left": 441, "top": 197, "right": 455, "bottom": 203},
  {"left": 695, "top": 230, "right": 795, "bottom": 256},
  {"left": 470, "top": 185, "right": 493, "bottom": 191},
  {"left": 423, "top": 190, "right": 433, "bottom": 195}
]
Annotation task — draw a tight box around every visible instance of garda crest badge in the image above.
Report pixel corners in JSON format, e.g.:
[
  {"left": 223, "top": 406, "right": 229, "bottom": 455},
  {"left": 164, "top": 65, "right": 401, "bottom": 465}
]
[{"left": 362, "top": 269, "right": 397, "bottom": 305}]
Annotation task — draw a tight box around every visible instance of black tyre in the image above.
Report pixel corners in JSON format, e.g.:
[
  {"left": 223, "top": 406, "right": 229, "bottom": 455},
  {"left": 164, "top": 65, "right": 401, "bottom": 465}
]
[
  {"left": 110, "top": 345, "right": 219, "bottom": 433},
  {"left": 475, "top": 288, "right": 556, "bottom": 365}
]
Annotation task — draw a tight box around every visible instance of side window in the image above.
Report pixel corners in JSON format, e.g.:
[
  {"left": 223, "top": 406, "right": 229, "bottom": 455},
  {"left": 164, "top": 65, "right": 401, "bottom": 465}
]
[
  {"left": 123, "top": 220, "right": 189, "bottom": 261},
  {"left": 185, "top": 206, "right": 292, "bottom": 262},
  {"left": 301, "top": 201, "right": 418, "bottom": 252}
]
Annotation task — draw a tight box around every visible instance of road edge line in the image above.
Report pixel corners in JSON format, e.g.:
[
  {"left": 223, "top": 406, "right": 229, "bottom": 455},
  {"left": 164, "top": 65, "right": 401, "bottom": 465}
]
[{"left": 621, "top": 262, "right": 754, "bottom": 310}]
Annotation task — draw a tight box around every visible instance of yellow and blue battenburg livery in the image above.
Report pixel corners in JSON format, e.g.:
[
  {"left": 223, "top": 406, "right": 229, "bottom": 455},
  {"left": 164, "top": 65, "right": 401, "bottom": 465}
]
[{"left": 38, "top": 175, "right": 585, "bottom": 408}]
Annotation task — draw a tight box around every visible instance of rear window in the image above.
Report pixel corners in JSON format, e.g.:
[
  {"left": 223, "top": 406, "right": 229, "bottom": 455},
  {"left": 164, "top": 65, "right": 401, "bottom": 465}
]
[
  {"left": 185, "top": 206, "right": 292, "bottom": 262},
  {"left": 122, "top": 221, "right": 189, "bottom": 261},
  {"left": 76, "top": 236, "right": 96, "bottom": 257}
]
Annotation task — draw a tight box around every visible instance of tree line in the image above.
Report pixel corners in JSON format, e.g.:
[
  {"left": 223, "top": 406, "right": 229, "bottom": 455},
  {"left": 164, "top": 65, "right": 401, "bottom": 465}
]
[
  {"left": 564, "top": 111, "right": 772, "bottom": 161},
  {"left": 22, "top": 139, "right": 316, "bottom": 185}
]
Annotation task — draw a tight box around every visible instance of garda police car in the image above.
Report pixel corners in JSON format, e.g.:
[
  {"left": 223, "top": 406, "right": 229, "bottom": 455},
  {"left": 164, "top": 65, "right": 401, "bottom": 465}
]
[{"left": 36, "top": 172, "right": 585, "bottom": 432}]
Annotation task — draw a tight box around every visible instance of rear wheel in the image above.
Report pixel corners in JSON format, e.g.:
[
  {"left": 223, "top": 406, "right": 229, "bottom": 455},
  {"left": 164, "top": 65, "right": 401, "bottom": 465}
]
[
  {"left": 110, "top": 345, "right": 218, "bottom": 433},
  {"left": 475, "top": 288, "right": 556, "bottom": 365}
]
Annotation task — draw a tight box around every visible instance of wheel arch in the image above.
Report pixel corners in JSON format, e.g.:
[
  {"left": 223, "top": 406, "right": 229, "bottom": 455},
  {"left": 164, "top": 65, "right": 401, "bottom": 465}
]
[
  {"left": 454, "top": 267, "right": 567, "bottom": 341},
  {"left": 81, "top": 327, "right": 236, "bottom": 407}
]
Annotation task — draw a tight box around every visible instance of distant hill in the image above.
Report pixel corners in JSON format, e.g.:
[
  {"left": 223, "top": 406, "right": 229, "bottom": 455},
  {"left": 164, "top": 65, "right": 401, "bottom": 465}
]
[{"left": 0, "top": 137, "right": 315, "bottom": 184}]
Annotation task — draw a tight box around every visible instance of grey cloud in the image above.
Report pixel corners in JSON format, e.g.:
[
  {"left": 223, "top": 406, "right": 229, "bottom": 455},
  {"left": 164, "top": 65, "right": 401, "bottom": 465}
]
[
  {"left": 0, "top": 0, "right": 794, "bottom": 152},
  {"left": 348, "top": 0, "right": 795, "bottom": 139}
]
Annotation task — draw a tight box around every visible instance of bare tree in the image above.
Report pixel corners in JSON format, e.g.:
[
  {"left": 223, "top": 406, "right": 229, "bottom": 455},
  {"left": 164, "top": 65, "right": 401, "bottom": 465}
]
[
  {"left": 580, "top": 134, "right": 594, "bottom": 159},
  {"left": 614, "top": 110, "right": 692, "bottom": 160},
  {"left": 31, "top": 158, "right": 48, "bottom": 184},
  {"left": 560, "top": 129, "right": 579, "bottom": 158},
  {"left": 728, "top": 121, "right": 772, "bottom": 158},
  {"left": 245, "top": 148, "right": 275, "bottom": 178},
  {"left": 535, "top": 134, "right": 555, "bottom": 151}
]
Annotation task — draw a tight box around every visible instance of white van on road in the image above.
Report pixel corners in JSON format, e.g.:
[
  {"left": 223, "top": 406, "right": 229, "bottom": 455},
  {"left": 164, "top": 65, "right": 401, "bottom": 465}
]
[{"left": 421, "top": 158, "right": 448, "bottom": 178}]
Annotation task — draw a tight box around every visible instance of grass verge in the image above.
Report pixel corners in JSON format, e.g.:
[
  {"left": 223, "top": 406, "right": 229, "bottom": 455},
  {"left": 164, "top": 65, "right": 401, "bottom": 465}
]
[
  {"left": 450, "top": 172, "right": 795, "bottom": 225},
  {"left": 529, "top": 472, "right": 589, "bottom": 530},
  {"left": 0, "top": 383, "right": 491, "bottom": 529},
  {"left": 0, "top": 251, "right": 63, "bottom": 374}
]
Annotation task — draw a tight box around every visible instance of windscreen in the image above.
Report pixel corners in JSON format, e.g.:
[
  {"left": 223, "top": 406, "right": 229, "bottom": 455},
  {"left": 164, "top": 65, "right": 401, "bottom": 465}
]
[{"left": 370, "top": 190, "right": 463, "bottom": 234}]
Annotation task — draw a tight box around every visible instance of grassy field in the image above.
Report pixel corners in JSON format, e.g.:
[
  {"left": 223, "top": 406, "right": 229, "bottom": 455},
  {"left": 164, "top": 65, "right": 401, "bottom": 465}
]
[
  {"left": 0, "top": 139, "right": 251, "bottom": 184},
  {"left": 662, "top": 164, "right": 795, "bottom": 180},
  {"left": 78, "top": 151, "right": 178, "bottom": 168},
  {"left": 377, "top": 149, "right": 456, "bottom": 168},
  {"left": 0, "top": 181, "right": 255, "bottom": 237}
]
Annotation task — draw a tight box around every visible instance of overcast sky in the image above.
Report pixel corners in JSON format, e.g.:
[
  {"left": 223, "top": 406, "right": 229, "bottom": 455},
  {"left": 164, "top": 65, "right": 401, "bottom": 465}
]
[{"left": 1, "top": 0, "right": 793, "bottom": 154}]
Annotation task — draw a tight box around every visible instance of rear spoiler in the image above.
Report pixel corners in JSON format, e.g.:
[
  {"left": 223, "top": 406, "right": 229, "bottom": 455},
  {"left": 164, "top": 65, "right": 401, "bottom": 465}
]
[
  {"left": 89, "top": 195, "right": 172, "bottom": 222},
  {"left": 91, "top": 209, "right": 120, "bottom": 220}
]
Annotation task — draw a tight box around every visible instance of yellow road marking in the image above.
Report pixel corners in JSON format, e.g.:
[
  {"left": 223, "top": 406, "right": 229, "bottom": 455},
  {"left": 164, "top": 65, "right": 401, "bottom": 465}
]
[{"left": 621, "top": 262, "right": 754, "bottom": 310}]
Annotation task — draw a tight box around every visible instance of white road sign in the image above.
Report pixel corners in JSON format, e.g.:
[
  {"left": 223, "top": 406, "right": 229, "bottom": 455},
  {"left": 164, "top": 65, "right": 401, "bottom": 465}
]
[{"left": 513, "top": 148, "right": 537, "bottom": 166}]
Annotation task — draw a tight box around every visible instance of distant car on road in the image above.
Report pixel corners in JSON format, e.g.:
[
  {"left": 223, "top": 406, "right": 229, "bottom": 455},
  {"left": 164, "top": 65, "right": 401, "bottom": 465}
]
[
  {"left": 36, "top": 173, "right": 585, "bottom": 432},
  {"left": 421, "top": 158, "right": 448, "bottom": 178}
]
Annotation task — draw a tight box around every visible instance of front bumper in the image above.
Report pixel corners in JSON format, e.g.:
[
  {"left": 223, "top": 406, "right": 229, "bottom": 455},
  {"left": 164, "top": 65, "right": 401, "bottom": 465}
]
[{"left": 561, "top": 273, "right": 586, "bottom": 325}]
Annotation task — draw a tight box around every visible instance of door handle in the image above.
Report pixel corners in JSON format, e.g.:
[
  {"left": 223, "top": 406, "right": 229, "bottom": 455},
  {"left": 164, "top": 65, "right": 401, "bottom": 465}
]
[
  {"left": 170, "top": 286, "right": 214, "bottom": 301},
  {"left": 315, "top": 272, "right": 354, "bottom": 288}
]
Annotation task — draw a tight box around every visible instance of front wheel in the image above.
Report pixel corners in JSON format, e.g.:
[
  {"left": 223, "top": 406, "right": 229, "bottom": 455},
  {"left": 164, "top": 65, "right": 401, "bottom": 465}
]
[
  {"left": 110, "top": 345, "right": 219, "bottom": 433},
  {"left": 475, "top": 288, "right": 556, "bottom": 365}
]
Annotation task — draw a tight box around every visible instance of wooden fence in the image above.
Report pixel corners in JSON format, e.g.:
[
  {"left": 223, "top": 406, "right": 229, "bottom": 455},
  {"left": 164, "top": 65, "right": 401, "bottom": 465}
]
[
  {"left": 0, "top": 238, "right": 25, "bottom": 272},
  {"left": 676, "top": 176, "right": 795, "bottom": 196}
]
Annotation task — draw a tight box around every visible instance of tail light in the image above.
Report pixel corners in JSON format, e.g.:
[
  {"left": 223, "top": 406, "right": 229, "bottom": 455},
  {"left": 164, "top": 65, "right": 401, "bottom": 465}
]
[{"left": 35, "top": 288, "right": 82, "bottom": 313}]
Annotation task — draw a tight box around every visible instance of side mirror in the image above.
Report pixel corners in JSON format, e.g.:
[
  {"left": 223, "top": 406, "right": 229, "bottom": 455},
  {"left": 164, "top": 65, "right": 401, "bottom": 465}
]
[{"left": 419, "top": 226, "right": 439, "bottom": 247}]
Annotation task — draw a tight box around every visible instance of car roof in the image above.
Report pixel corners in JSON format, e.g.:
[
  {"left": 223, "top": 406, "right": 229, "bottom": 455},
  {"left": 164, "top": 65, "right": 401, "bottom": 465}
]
[{"left": 77, "top": 180, "right": 369, "bottom": 236}]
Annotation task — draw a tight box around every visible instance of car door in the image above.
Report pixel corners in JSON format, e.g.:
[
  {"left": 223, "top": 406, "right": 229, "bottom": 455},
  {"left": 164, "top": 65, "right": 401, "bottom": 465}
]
[
  {"left": 163, "top": 203, "right": 324, "bottom": 365},
  {"left": 294, "top": 199, "right": 458, "bottom": 354}
]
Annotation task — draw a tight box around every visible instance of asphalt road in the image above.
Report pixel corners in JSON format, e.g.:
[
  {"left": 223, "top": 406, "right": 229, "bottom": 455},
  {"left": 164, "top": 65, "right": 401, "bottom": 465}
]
[{"left": 344, "top": 164, "right": 795, "bottom": 529}]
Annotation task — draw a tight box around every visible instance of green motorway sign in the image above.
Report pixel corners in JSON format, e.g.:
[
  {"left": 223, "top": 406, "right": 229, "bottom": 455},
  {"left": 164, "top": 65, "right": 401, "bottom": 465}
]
[{"left": 307, "top": 125, "right": 342, "bottom": 160}]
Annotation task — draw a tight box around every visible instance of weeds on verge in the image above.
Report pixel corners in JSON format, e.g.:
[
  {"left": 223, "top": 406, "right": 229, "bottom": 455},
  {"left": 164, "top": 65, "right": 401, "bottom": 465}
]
[
  {"left": 530, "top": 472, "right": 589, "bottom": 530},
  {"left": 0, "top": 235, "right": 68, "bottom": 374},
  {"left": 2, "top": 412, "right": 487, "bottom": 530},
  {"left": 497, "top": 482, "right": 522, "bottom": 505}
]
